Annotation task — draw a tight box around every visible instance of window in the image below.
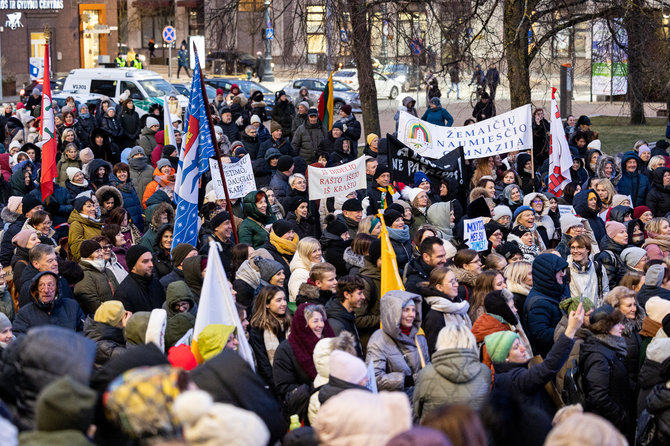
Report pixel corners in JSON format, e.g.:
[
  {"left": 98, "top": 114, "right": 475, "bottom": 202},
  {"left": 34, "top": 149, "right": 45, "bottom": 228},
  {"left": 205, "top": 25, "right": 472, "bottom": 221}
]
[
  {"left": 188, "top": 8, "right": 204, "bottom": 36},
  {"left": 90, "top": 80, "right": 117, "bottom": 97},
  {"left": 121, "top": 81, "right": 144, "bottom": 100},
  {"left": 141, "top": 16, "right": 165, "bottom": 48},
  {"left": 138, "top": 79, "right": 178, "bottom": 97},
  {"left": 307, "top": 5, "right": 325, "bottom": 55},
  {"left": 239, "top": 0, "right": 264, "bottom": 12}
]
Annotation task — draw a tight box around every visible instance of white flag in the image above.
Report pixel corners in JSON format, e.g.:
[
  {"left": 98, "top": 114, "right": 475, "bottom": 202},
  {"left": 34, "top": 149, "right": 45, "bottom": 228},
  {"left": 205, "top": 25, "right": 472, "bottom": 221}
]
[
  {"left": 548, "top": 88, "right": 574, "bottom": 196},
  {"left": 191, "top": 241, "right": 255, "bottom": 370},
  {"left": 163, "top": 95, "right": 178, "bottom": 147}
]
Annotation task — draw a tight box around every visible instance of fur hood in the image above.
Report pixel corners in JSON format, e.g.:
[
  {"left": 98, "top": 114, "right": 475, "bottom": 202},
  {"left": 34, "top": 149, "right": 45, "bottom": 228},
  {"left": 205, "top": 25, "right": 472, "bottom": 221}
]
[
  {"left": 595, "top": 154, "right": 621, "bottom": 184},
  {"left": 452, "top": 266, "right": 478, "bottom": 287},
  {"left": 1, "top": 205, "right": 21, "bottom": 225},
  {"left": 149, "top": 202, "right": 175, "bottom": 229},
  {"left": 343, "top": 247, "right": 364, "bottom": 268},
  {"left": 95, "top": 185, "right": 124, "bottom": 209},
  {"left": 522, "top": 192, "right": 550, "bottom": 217}
]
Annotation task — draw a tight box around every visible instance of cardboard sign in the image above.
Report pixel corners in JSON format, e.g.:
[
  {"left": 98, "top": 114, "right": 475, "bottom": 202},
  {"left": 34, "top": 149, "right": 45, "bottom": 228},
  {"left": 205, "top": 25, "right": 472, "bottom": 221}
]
[
  {"left": 463, "top": 217, "right": 488, "bottom": 252},
  {"left": 307, "top": 156, "right": 367, "bottom": 200},
  {"left": 209, "top": 156, "right": 256, "bottom": 200}
]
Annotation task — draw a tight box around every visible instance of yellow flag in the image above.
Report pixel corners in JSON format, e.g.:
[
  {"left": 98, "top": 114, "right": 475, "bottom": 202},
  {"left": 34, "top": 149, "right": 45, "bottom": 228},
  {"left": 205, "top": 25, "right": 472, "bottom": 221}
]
[{"left": 378, "top": 213, "right": 405, "bottom": 298}]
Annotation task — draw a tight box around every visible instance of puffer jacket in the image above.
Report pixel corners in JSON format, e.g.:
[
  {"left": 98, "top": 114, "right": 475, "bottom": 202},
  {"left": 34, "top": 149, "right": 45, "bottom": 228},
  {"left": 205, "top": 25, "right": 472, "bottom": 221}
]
[
  {"left": 365, "top": 290, "right": 429, "bottom": 399},
  {"left": 238, "top": 191, "right": 274, "bottom": 248},
  {"left": 292, "top": 119, "right": 327, "bottom": 163},
  {"left": 0, "top": 326, "right": 95, "bottom": 431},
  {"left": 646, "top": 379, "right": 670, "bottom": 446},
  {"left": 73, "top": 259, "right": 119, "bottom": 315},
  {"left": 320, "top": 230, "right": 351, "bottom": 277},
  {"left": 616, "top": 151, "right": 649, "bottom": 207},
  {"left": 55, "top": 152, "right": 82, "bottom": 187},
  {"left": 646, "top": 166, "right": 670, "bottom": 217},
  {"left": 524, "top": 253, "right": 568, "bottom": 358},
  {"left": 138, "top": 126, "right": 158, "bottom": 156},
  {"left": 287, "top": 253, "right": 316, "bottom": 302},
  {"left": 595, "top": 234, "right": 627, "bottom": 290},
  {"left": 637, "top": 338, "right": 670, "bottom": 417},
  {"left": 413, "top": 348, "right": 491, "bottom": 420},
  {"left": 82, "top": 315, "right": 126, "bottom": 369},
  {"left": 67, "top": 210, "right": 103, "bottom": 261},
  {"left": 127, "top": 154, "right": 154, "bottom": 203}
]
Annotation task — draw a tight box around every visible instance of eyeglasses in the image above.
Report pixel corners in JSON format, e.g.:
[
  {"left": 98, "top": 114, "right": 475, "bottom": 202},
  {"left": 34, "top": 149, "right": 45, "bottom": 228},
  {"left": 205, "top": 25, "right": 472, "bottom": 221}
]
[
  {"left": 101, "top": 245, "right": 112, "bottom": 251},
  {"left": 532, "top": 199, "right": 543, "bottom": 204}
]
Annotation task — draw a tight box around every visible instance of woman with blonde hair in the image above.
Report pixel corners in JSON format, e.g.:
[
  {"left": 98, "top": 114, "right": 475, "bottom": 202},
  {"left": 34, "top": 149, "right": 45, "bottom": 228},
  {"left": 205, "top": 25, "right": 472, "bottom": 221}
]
[
  {"left": 469, "top": 270, "right": 506, "bottom": 322},
  {"left": 504, "top": 261, "right": 532, "bottom": 323},
  {"left": 287, "top": 237, "right": 323, "bottom": 301},
  {"left": 470, "top": 156, "right": 494, "bottom": 188},
  {"left": 592, "top": 178, "right": 616, "bottom": 212},
  {"left": 642, "top": 217, "right": 670, "bottom": 260},
  {"left": 358, "top": 215, "right": 381, "bottom": 236}
]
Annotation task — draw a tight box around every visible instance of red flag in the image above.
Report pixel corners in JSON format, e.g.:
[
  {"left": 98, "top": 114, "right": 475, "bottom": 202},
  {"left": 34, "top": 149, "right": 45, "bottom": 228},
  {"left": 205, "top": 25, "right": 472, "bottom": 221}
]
[{"left": 39, "top": 42, "right": 57, "bottom": 200}]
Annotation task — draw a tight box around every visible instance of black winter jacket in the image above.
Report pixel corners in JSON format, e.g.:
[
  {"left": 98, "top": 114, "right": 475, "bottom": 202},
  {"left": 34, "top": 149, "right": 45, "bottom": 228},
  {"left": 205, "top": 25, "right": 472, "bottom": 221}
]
[
  {"left": 249, "top": 326, "right": 287, "bottom": 393},
  {"left": 647, "top": 167, "right": 670, "bottom": 217},
  {"left": 573, "top": 189, "right": 606, "bottom": 243},
  {"left": 595, "top": 235, "right": 627, "bottom": 290},
  {"left": 325, "top": 297, "right": 363, "bottom": 358},
  {"left": 320, "top": 230, "right": 352, "bottom": 277},
  {"left": 272, "top": 339, "right": 313, "bottom": 418},
  {"left": 112, "top": 272, "right": 166, "bottom": 313},
  {"left": 82, "top": 316, "right": 126, "bottom": 369},
  {"left": 13, "top": 296, "right": 85, "bottom": 336}
]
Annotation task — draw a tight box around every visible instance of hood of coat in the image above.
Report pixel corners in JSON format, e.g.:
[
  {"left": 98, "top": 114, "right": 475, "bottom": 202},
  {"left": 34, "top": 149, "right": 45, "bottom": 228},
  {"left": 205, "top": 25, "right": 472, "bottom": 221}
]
[
  {"left": 1, "top": 205, "right": 21, "bottom": 225},
  {"left": 290, "top": 250, "right": 315, "bottom": 274},
  {"left": 333, "top": 136, "right": 354, "bottom": 156},
  {"left": 530, "top": 253, "right": 568, "bottom": 298},
  {"left": 343, "top": 247, "right": 364, "bottom": 268},
  {"left": 141, "top": 126, "right": 157, "bottom": 137},
  {"left": 147, "top": 201, "right": 175, "bottom": 230},
  {"left": 380, "top": 290, "right": 422, "bottom": 340},
  {"left": 431, "top": 348, "right": 486, "bottom": 383},
  {"left": 645, "top": 337, "right": 670, "bottom": 364},
  {"left": 95, "top": 185, "right": 124, "bottom": 209},
  {"left": 235, "top": 259, "right": 260, "bottom": 288},
  {"left": 652, "top": 166, "right": 670, "bottom": 190},
  {"left": 165, "top": 280, "right": 197, "bottom": 317},
  {"left": 242, "top": 190, "right": 271, "bottom": 223},
  {"left": 607, "top": 205, "right": 633, "bottom": 223},
  {"left": 153, "top": 223, "right": 174, "bottom": 253},
  {"left": 90, "top": 127, "right": 110, "bottom": 149},
  {"left": 426, "top": 201, "right": 452, "bottom": 232},
  {"left": 585, "top": 149, "right": 602, "bottom": 172},
  {"left": 183, "top": 255, "right": 204, "bottom": 295},
  {"left": 572, "top": 189, "right": 602, "bottom": 219},
  {"left": 83, "top": 315, "right": 126, "bottom": 344},
  {"left": 595, "top": 154, "right": 621, "bottom": 182},
  {"left": 523, "top": 192, "right": 549, "bottom": 217},
  {"left": 599, "top": 233, "right": 626, "bottom": 254},
  {"left": 452, "top": 266, "right": 478, "bottom": 287}
]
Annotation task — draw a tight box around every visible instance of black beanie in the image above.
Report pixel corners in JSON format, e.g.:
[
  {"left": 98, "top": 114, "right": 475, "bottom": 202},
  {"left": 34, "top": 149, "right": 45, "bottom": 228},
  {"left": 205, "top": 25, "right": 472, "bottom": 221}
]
[
  {"left": 389, "top": 203, "right": 405, "bottom": 215},
  {"left": 126, "top": 245, "right": 151, "bottom": 271},
  {"left": 373, "top": 165, "right": 390, "bottom": 180},
  {"left": 162, "top": 145, "right": 177, "bottom": 158},
  {"left": 73, "top": 196, "right": 91, "bottom": 213},
  {"left": 171, "top": 243, "right": 195, "bottom": 267},
  {"left": 326, "top": 216, "right": 348, "bottom": 237},
  {"left": 272, "top": 219, "right": 293, "bottom": 237},
  {"left": 467, "top": 197, "right": 491, "bottom": 219},
  {"left": 22, "top": 194, "right": 42, "bottom": 215},
  {"left": 367, "top": 238, "right": 382, "bottom": 266},
  {"left": 285, "top": 195, "right": 307, "bottom": 213},
  {"left": 484, "top": 290, "right": 518, "bottom": 326},
  {"left": 79, "top": 240, "right": 102, "bottom": 259},
  {"left": 210, "top": 211, "right": 230, "bottom": 230},
  {"left": 497, "top": 242, "right": 523, "bottom": 260},
  {"left": 663, "top": 313, "right": 670, "bottom": 337},
  {"left": 485, "top": 222, "right": 501, "bottom": 239},
  {"left": 342, "top": 198, "right": 363, "bottom": 212},
  {"left": 276, "top": 155, "right": 294, "bottom": 172},
  {"left": 383, "top": 208, "right": 403, "bottom": 226}
]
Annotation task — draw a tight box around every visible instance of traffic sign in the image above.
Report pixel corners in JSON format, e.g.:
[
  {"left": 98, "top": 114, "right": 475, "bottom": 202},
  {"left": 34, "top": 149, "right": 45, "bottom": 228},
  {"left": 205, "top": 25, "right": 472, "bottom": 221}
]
[
  {"left": 163, "top": 26, "right": 176, "bottom": 43},
  {"left": 410, "top": 38, "right": 423, "bottom": 56},
  {"left": 265, "top": 27, "right": 274, "bottom": 40}
]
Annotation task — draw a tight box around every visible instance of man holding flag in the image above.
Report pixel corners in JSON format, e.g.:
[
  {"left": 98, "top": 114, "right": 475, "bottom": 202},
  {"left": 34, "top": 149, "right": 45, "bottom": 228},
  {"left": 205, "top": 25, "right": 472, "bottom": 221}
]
[{"left": 548, "top": 87, "right": 573, "bottom": 197}]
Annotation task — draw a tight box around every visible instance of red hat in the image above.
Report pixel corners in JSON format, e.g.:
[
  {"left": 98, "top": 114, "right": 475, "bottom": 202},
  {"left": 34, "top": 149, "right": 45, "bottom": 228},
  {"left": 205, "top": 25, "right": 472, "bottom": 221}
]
[
  {"left": 168, "top": 344, "right": 197, "bottom": 371},
  {"left": 216, "top": 88, "right": 224, "bottom": 95},
  {"left": 16, "top": 102, "right": 24, "bottom": 110},
  {"left": 634, "top": 206, "right": 651, "bottom": 220}
]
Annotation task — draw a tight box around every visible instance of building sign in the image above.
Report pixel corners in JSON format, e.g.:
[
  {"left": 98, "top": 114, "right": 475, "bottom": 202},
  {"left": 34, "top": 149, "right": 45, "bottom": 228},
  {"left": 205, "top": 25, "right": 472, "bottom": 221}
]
[
  {"left": 4, "top": 11, "right": 21, "bottom": 28},
  {"left": 0, "top": 0, "right": 64, "bottom": 9}
]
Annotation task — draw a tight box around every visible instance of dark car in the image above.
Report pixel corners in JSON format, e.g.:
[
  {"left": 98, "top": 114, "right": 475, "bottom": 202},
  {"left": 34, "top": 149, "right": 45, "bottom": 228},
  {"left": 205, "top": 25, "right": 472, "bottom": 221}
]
[
  {"left": 19, "top": 76, "right": 65, "bottom": 102},
  {"left": 203, "top": 77, "right": 275, "bottom": 115}
]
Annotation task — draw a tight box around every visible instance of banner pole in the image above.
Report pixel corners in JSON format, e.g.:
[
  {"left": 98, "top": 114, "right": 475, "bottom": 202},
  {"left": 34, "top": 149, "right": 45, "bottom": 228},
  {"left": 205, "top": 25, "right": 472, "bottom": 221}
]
[
  {"left": 530, "top": 148, "right": 536, "bottom": 192},
  {"left": 194, "top": 46, "right": 239, "bottom": 244}
]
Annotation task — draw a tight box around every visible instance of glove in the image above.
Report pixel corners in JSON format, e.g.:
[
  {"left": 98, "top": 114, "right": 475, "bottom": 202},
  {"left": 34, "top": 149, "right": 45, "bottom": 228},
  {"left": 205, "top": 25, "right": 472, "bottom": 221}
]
[
  {"left": 342, "top": 124, "right": 347, "bottom": 132},
  {"left": 235, "top": 116, "right": 244, "bottom": 126},
  {"left": 404, "top": 374, "right": 414, "bottom": 388}
]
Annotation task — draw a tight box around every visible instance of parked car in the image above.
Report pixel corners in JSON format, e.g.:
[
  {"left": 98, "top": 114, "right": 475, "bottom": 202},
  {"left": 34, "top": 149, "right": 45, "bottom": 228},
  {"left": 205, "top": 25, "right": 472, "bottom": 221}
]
[
  {"left": 382, "top": 63, "right": 421, "bottom": 91},
  {"left": 19, "top": 77, "right": 65, "bottom": 102},
  {"left": 203, "top": 77, "right": 275, "bottom": 114},
  {"left": 283, "top": 78, "right": 362, "bottom": 114},
  {"left": 171, "top": 82, "right": 218, "bottom": 101},
  {"left": 51, "top": 91, "right": 117, "bottom": 114},
  {"left": 333, "top": 69, "right": 401, "bottom": 99}
]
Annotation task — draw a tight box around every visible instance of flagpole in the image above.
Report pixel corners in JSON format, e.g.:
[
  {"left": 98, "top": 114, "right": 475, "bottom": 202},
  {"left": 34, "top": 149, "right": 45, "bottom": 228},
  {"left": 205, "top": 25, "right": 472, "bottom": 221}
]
[{"left": 193, "top": 46, "right": 239, "bottom": 244}]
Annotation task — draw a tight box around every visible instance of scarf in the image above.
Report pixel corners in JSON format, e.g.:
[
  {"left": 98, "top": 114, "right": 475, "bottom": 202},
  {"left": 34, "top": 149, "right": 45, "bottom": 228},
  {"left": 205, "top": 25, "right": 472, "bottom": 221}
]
[
  {"left": 263, "top": 329, "right": 281, "bottom": 366},
  {"left": 642, "top": 235, "right": 670, "bottom": 253},
  {"left": 594, "top": 333, "right": 628, "bottom": 356},
  {"left": 270, "top": 231, "right": 298, "bottom": 256},
  {"left": 425, "top": 295, "right": 472, "bottom": 328},
  {"left": 621, "top": 306, "right": 645, "bottom": 337},
  {"left": 387, "top": 225, "right": 410, "bottom": 242},
  {"left": 376, "top": 184, "right": 398, "bottom": 209},
  {"left": 289, "top": 304, "right": 335, "bottom": 380}
]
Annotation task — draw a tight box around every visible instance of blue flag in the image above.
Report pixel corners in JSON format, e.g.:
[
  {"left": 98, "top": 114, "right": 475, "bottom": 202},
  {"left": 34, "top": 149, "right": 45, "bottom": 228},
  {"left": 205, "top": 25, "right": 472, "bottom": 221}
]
[{"left": 172, "top": 53, "right": 215, "bottom": 249}]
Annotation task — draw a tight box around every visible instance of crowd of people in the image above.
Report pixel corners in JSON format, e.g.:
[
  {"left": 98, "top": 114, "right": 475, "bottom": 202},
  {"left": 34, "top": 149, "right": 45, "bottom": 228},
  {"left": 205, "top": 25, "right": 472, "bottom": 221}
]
[{"left": 0, "top": 78, "right": 668, "bottom": 446}]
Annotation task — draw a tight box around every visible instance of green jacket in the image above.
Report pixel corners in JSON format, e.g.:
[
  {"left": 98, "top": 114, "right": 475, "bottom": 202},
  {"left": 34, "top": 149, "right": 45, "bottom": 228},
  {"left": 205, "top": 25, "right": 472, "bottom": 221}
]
[
  {"left": 67, "top": 211, "right": 103, "bottom": 262},
  {"left": 238, "top": 190, "right": 275, "bottom": 248},
  {"left": 56, "top": 153, "right": 82, "bottom": 187}
]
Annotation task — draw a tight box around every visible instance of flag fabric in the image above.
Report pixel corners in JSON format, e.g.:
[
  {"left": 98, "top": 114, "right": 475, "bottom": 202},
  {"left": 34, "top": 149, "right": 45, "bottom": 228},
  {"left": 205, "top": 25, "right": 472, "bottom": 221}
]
[
  {"left": 548, "top": 87, "right": 573, "bottom": 197},
  {"left": 318, "top": 71, "right": 334, "bottom": 131},
  {"left": 172, "top": 52, "right": 215, "bottom": 249},
  {"left": 39, "top": 42, "right": 57, "bottom": 200},
  {"left": 378, "top": 214, "right": 405, "bottom": 298},
  {"left": 191, "top": 241, "right": 255, "bottom": 370},
  {"left": 387, "top": 133, "right": 462, "bottom": 188},
  {"left": 162, "top": 95, "right": 177, "bottom": 146}
]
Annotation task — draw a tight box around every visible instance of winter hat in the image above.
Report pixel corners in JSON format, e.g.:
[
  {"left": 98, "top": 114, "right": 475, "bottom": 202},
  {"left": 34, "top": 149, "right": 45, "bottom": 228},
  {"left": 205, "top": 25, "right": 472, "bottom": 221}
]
[
  {"left": 79, "top": 147, "right": 94, "bottom": 164},
  {"left": 511, "top": 225, "right": 532, "bottom": 238},
  {"left": 11, "top": 229, "right": 36, "bottom": 248},
  {"left": 367, "top": 133, "right": 379, "bottom": 146},
  {"left": 272, "top": 219, "right": 293, "bottom": 238},
  {"left": 485, "top": 222, "right": 502, "bottom": 240},
  {"left": 308, "top": 107, "right": 319, "bottom": 116},
  {"left": 340, "top": 104, "right": 352, "bottom": 115},
  {"left": 586, "top": 139, "right": 601, "bottom": 150},
  {"left": 496, "top": 242, "right": 523, "bottom": 261},
  {"left": 467, "top": 197, "right": 492, "bottom": 219},
  {"left": 129, "top": 146, "right": 145, "bottom": 159},
  {"left": 250, "top": 114, "right": 261, "bottom": 124},
  {"left": 560, "top": 213, "right": 585, "bottom": 234},
  {"left": 413, "top": 171, "right": 431, "bottom": 186},
  {"left": 0, "top": 312, "right": 11, "bottom": 333},
  {"left": 297, "top": 101, "right": 310, "bottom": 112},
  {"left": 342, "top": 198, "right": 363, "bottom": 212},
  {"left": 210, "top": 211, "right": 231, "bottom": 232},
  {"left": 645, "top": 296, "right": 670, "bottom": 323},
  {"left": 270, "top": 120, "right": 282, "bottom": 133},
  {"left": 94, "top": 300, "right": 127, "bottom": 327},
  {"left": 605, "top": 221, "right": 626, "bottom": 240},
  {"left": 255, "top": 257, "right": 284, "bottom": 282},
  {"left": 126, "top": 245, "right": 151, "bottom": 271},
  {"left": 611, "top": 194, "right": 629, "bottom": 208},
  {"left": 233, "top": 145, "right": 247, "bottom": 157},
  {"left": 8, "top": 140, "right": 22, "bottom": 152},
  {"left": 73, "top": 196, "right": 92, "bottom": 213},
  {"left": 384, "top": 208, "right": 403, "bottom": 226},
  {"left": 276, "top": 155, "right": 294, "bottom": 172},
  {"left": 35, "top": 375, "right": 97, "bottom": 432},
  {"left": 156, "top": 158, "right": 171, "bottom": 171},
  {"left": 484, "top": 290, "right": 517, "bottom": 326},
  {"left": 639, "top": 144, "right": 651, "bottom": 156},
  {"left": 146, "top": 116, "right": 160, "bottom": 128},
  {"left": 326, "top": 216, "right": 348, "bottom": 237},
  {"left": 484, "top": 330, "right": 520, "bottom": 363},
  {"left": 429, "top": 97, "right": 441, "bottom": 106},
  {"left": 162, "top": 145, "right": 177, "bottom": 158},
  {"left": 656, "top": 140, "right": 670, "bottom": 152},
  {"left": 66, "top": 167, "right": 83, "bottom": 182},
  {"left": 645, "top": 264, "right": 667, "bottom": 288},
  {"left": 216, "top": 88, "right": 224, "bottom": 95},
  {"left": 284, "top": 195, "right": 307, "bottom": 214},
  {"left": 367, "top": 238, "right": 382, "bottom": 266},
  {"left": 173, "top": 390, "right": 270, "bottom": 446},
  {"left": 492, "top": 205, "right": 513, "bottom": 222},
  {"left": 512, "top": 205, "right": 534, "bottom": 221},
  {"left": 168, "top": 344, "right": 198, "bottom": 371},
  {"left": 403, "top": 187, "right": 424, "bottom": 205},
  {"left": 589, "top": 304, "right": 617, "bottom": 325},
  {"left": 373, "top": 164, "right": 390, "bottom": 180},
  {"left": 79, "top": 239, "right": 102, "bottom": 259},
  {"left": 559, "top": 296, "right": 595, "bottom": 315},
  {"left": 332, "top": 121, "right": 344, "bottom": 131},
  {"left": 634, "top": 206, "right": 651, "bottom": 219},
  {"left": 329, "top": 350, "right": 368, "bottom": 384},
  {"left": 7, "top": 196, "right": 22, "bottom": 214},
  {"left": 22, "top": 194, "right": 42, "bottom": 216},
  {"left": 620, "top": 247, "right": 647, "bottom": 269}
]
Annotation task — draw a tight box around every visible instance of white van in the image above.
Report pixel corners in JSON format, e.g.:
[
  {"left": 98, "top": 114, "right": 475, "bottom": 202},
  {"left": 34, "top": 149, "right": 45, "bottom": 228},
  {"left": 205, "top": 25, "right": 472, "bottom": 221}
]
[{"left": 62, "top": 68, "right": 188, "bottom": 117}]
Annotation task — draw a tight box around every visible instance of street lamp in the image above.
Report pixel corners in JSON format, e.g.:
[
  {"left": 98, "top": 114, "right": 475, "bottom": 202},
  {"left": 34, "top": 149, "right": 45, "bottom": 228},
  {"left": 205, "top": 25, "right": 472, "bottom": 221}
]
[{"left": 263, "top": 0, "right": 275, "bottom": 81}]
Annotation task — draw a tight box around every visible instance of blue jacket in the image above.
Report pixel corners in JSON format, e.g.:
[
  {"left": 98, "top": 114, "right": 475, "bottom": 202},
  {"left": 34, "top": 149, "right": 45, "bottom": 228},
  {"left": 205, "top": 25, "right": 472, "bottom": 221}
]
[
  {"left": 13, "top": 292, "right": 85, "bottom": 336},
  {"left": 573, "top": 189, "right": 606, "bottom": 243},
  {"left": 616, "top": 152, "right": 650, "bottom": 207},
  {"left": 421, "top": 107, "right": 454, "bottom": 127},
  {"left": 111, "top": 177, "right": 145, "bottom": 232},
  {"left": 524, "top": 253, "right": 568, "bottom": 358}
]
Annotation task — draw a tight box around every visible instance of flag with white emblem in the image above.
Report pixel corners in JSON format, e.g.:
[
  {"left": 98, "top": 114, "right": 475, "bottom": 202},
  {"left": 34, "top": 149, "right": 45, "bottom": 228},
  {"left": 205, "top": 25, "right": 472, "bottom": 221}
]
[{"left": 171, "top": 51, "right": 215, "bottom": 249}]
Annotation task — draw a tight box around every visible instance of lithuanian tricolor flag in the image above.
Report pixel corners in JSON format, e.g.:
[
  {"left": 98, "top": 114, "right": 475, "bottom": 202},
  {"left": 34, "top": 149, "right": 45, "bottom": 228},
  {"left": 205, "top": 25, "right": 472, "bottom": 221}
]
[
  {"left": 378, "top": 214, "right": 405, "bottom": 298},
  {"left": 318, "top": 71, "right": 334, "bottom": 131}
]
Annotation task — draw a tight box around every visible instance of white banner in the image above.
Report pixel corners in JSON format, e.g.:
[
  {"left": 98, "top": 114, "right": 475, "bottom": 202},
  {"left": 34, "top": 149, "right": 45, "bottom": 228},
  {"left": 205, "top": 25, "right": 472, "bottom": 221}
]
[
  {"left": 307, "top": 156, "right": 367, "bottom": 200},
  {"left": 463, "top": 217, "right": 488, "bottom": 252},
  {"left": 397, "top": 105, "right": 532, "bottom": 160},
  {"left": 209, "top": 156, "right": 256, "bottom": 200}
]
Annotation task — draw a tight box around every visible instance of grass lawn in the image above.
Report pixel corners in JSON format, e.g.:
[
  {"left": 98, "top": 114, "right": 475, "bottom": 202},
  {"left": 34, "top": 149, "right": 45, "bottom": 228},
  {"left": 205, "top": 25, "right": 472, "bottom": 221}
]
[{"left": 591, "top": 116, "right": 667, "bottom": 154}]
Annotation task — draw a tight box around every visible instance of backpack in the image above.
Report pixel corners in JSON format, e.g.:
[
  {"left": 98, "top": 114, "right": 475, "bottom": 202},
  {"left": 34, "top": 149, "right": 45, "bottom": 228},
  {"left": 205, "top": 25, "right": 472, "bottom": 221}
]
[
  {"left": 635, "top": 408, "right": 658, "bottom": 446},
  {"left": 561, "top": 359, "right": 586, "bottom": 406}
]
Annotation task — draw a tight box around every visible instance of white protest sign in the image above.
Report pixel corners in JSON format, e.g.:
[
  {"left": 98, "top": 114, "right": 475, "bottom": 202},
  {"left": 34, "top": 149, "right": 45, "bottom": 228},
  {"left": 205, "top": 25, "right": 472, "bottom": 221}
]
[
  {"left": 209, "top": 156, "right": 256, "bottom": 200},
  {"left": 397, "top": 105, "right": 532, "bottom": 160},
  {"left": 558, "top": 205, "right": 576, "bottom": 217},
  {"left": 463, "top": 217, "right": 488, "bottom": 252},
  {"left": 307, "top": 156, "right": 367, "bottom": 200}
]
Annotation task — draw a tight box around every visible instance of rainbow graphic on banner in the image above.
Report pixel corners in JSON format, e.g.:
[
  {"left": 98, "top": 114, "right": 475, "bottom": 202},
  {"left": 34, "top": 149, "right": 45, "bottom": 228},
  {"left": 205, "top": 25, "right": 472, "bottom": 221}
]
[{"left": 404, "top": 121, "right": 432, "bottom": 154}]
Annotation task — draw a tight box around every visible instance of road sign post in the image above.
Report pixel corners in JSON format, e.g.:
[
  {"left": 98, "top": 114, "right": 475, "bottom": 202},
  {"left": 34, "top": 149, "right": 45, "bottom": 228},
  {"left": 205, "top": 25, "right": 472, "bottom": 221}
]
[{"left": 163, "top": 25, "right": 176, "bottom": 79}]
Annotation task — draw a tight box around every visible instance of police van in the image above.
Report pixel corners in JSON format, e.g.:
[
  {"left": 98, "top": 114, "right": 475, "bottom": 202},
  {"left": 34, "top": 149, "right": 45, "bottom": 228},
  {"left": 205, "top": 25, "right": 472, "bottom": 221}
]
[{"left": 62, "top": 68, "right": 188, "bottom": 117}]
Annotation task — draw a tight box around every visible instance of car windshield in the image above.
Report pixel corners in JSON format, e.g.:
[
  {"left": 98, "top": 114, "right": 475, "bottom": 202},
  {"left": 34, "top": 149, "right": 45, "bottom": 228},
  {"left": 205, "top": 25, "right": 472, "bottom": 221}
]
[
  {"left": 384, "top": 64, "right": 408, "bottom": 74},
  {"left": 336, "top": 71, "right": 356, "bottom": 77},
  {"left": 139, "top": 79, "right": 179, "bottom": 97},
  {"left": 237, "top": 80, "right": 272, "bottom": 95},
  {"left": 333, "top": 81, "right": 353, "bottom": 92}
]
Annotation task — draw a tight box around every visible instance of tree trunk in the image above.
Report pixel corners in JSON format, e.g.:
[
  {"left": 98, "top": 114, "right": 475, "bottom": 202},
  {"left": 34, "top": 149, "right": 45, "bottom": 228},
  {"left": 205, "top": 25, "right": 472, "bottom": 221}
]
[
  {"left": 623, "top": 3, "right": 646, "bottom": 125},
  {"left": 346, "top": 0, "right": 380, "bottom": 136},
  {"left": 503, "top": 0, "right": 532, "bottom": 108}
]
